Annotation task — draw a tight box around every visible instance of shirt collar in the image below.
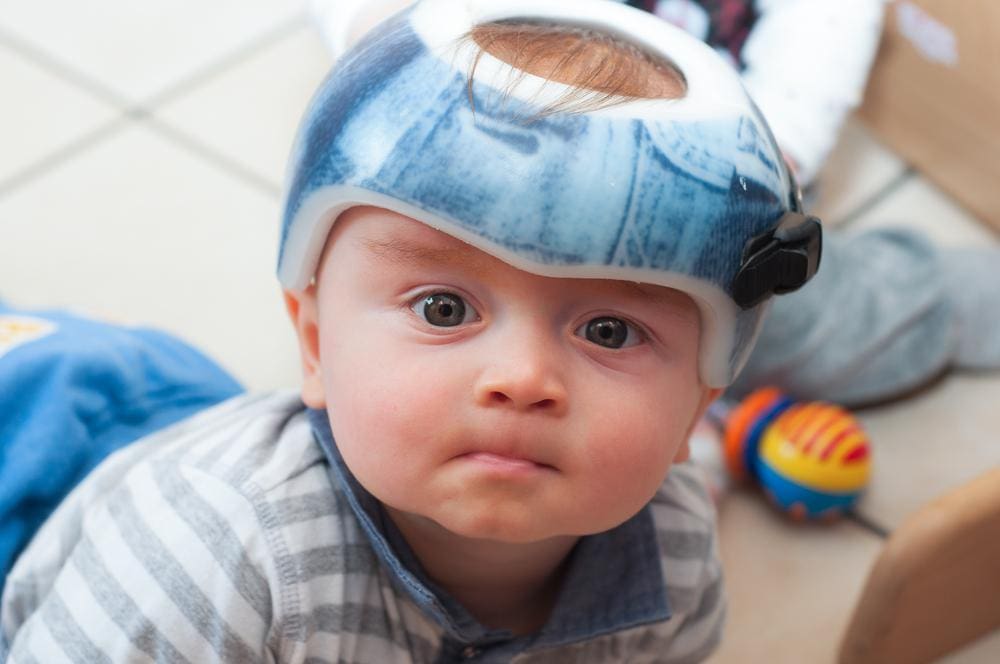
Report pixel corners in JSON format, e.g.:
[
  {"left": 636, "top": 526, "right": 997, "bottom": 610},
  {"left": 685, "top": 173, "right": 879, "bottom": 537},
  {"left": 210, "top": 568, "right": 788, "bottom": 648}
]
[{"left": 308, "top": 408, "right": 671, "bottom": 650}]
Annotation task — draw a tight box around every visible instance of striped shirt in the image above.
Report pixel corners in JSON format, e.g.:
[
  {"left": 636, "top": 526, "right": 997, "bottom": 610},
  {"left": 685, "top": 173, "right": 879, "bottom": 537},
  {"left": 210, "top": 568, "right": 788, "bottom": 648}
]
[{"left": 1, "top": 391, "right": 724, "bottom": 663}]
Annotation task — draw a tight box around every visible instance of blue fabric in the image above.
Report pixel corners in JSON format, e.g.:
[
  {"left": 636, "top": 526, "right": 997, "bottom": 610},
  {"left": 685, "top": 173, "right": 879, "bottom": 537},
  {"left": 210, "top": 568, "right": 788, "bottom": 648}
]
[
  {"left": 0, "top": 303, "right": 243, "bottom": 593},
  {"left": 307, "top": 409, "right": 671, "bottom": 661}
]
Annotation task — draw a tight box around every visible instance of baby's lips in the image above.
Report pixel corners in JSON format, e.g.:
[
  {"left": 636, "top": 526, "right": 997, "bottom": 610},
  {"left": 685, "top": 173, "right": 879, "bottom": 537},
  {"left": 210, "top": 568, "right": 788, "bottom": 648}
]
[
  {"left": 452, "top": 437, "right": 559, "bottom": 470},
  {"left": 459, "top": 451, "right": 556, "bottom": 473}
]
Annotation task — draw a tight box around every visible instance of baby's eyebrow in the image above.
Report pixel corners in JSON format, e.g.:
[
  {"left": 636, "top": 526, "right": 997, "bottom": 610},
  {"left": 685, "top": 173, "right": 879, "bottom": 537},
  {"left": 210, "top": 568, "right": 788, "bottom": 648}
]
[{"left": 359, "top": 236, "right": 493, "bottom": 273}]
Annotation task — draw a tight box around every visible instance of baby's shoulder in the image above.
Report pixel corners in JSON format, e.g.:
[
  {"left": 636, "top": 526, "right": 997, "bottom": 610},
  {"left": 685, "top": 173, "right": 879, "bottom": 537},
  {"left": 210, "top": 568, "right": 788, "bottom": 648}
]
[
  {"left": 85, "top": 389, "right": 345, "bottom": 564},
  {"left": 0, "top": 392, "right": 365, "bottom": 662},
  {"left": 631, "top": 462, "right": 725, "bottom": 661},
  {"left": 647, "top": 462, "right": 722, "bottom": 607},
  {"left": 148, "top": 389, "right": 327, "bottom": 493},
  {"left": 62, "top": 390, "right": 325, "bottom": 505},
  {"left": 3, "top": 391, "right": 334, "bottom": 595}
]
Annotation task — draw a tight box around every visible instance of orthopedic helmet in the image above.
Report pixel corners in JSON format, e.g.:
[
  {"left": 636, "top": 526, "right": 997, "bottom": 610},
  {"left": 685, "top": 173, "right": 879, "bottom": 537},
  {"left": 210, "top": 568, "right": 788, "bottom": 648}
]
[{"left": 278, "top": 0, "right": 822, "bottom": 387}]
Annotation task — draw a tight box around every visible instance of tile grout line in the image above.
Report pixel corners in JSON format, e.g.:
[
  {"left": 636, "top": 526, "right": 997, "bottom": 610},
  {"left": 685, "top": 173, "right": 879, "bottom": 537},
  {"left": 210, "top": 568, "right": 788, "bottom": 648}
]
[
  {"left": 835, "top": 167, "right": 917, "bottom": 230},
  {"left": 135, "top": 13, "right": 308, "bottom": 198},
  {"left": 132, "top": 13, "right": 309, "bottom": 199},
  {"left": 0, "top": 25, "right": 132, "bottom": 200},
  {"left": 0, "top": 113, "right": 281, "bottom": 204},
  {"left": 0, "top": 117, "right": 130, "bottom": 199},
  {"left": 144, "top": 14, "right": 309, "bottom": 109},
  {"left": 140, "top": 112, "right": 282, "bottom": 198},
  {"left": 846, "top": 509, "right": 891, "bottom": 539},
  {"left": 0, "top": 13, "right": 307, "bottom": 201},
  {"left": 0, "top": 26, "right": 133, "bottom": 112}
]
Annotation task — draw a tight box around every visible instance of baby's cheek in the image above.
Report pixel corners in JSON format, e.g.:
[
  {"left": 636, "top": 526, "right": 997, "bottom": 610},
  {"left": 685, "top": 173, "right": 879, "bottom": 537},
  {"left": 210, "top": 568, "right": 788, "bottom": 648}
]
[
  {"left": 572, "top": 429, "right": 678, "bottom": 519},
  {"left": 330, "top": 357, "right": 452, "bottom": 456}
]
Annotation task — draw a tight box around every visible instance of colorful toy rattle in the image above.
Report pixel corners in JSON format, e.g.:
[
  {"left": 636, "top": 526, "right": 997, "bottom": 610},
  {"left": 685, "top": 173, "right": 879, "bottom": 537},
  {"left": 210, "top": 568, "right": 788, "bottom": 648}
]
[{"left": 722, "top": 387, "right": 872, "bottom": 520}]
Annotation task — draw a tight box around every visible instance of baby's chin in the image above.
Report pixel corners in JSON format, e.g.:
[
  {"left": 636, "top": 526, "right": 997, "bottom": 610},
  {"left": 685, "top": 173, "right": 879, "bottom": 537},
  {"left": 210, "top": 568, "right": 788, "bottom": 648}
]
[{"left": 423, "top": 503, "right": 637, "bottom": 544}]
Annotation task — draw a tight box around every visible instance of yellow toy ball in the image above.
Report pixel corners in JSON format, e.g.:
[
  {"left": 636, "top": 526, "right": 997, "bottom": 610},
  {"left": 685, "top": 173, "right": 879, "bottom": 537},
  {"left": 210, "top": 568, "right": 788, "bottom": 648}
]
[{"left": 725, "top": 388, "right": 872, "bottom": 520}]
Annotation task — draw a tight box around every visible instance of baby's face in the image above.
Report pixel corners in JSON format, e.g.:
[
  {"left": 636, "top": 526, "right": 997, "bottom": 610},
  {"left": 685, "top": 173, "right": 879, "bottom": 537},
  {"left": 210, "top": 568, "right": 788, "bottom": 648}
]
[{"left": 289, "top": 206, "right": 719, "bottom": 543}]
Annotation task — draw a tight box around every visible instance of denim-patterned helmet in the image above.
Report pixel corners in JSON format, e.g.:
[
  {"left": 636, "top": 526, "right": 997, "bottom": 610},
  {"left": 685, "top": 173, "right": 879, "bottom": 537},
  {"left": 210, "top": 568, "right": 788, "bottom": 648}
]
[{"left": 278, "top": 0, "right": 821, "bottom": 387}]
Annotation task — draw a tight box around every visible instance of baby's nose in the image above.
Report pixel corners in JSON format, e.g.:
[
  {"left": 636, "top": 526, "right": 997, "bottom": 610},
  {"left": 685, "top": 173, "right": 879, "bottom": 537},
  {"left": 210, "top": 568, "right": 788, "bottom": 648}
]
[{"left": 472, "top": 332, "right": 569, "bottom": 415}]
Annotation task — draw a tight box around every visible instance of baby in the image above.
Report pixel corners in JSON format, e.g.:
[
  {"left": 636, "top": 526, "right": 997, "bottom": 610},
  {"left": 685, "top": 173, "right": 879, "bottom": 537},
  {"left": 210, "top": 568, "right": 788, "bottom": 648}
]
[{"left": 0, "top": 0, "right": 820, "bottom": 661}]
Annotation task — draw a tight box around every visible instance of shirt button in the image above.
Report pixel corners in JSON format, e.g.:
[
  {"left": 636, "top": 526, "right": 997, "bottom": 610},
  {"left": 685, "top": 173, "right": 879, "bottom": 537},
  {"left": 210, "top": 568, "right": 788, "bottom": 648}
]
[{"left": 462, "top": 645, "right": 479, "bottom": 659}]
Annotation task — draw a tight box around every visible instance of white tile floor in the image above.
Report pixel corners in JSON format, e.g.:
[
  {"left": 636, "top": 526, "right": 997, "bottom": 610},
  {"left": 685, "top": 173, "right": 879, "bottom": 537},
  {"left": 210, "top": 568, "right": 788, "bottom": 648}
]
[{"left": 2, "top": 2, "right": 999, "bottom": 662}]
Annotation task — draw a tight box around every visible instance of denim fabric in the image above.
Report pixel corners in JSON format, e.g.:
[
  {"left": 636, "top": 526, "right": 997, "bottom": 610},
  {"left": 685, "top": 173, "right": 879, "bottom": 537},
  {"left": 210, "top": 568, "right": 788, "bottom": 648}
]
[
  {"left": 0, "top": 303, "right": 243, "bottom": 593},
  {"left": 732, "top": 228, "right": 958, "bottom": 406},
  {"left": 307, "top": 409, "right": 672, "bottom": 662}
]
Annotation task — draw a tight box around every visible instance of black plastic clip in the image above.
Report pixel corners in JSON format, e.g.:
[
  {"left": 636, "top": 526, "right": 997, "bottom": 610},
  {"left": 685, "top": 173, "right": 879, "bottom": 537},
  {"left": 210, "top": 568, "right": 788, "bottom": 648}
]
[{"left": 731, "top": 212, "right": 822, "bottom": 309}]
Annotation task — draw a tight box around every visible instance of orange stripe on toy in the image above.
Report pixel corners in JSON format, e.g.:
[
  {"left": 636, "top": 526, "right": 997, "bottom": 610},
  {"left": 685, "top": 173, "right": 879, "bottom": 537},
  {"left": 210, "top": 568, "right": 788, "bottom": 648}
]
[
  {"left": 819, "top": 424, "right": 862, "bottom": 461},
  {"left": 783, "top": 403, "right": 820, "bottom": 442},
  {"left": 799, "top": 408, "right": 842, "bottom": 455}
]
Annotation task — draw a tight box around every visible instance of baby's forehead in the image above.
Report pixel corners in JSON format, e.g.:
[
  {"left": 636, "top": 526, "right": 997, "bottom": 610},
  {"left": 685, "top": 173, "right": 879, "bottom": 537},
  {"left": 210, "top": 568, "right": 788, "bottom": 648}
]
[
  {"left": 330, "top": 206, "right": 700, "bottom": 316},
  {"left": 331, "top": 206, "right": 499, "bottom": 273}
]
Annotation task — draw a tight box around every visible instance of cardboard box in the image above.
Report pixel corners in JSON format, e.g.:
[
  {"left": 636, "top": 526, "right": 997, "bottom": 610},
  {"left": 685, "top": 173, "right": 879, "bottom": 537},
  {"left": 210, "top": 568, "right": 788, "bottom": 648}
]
[{"left": 857, "top": 0, "right": 1000, "bottom": 229}]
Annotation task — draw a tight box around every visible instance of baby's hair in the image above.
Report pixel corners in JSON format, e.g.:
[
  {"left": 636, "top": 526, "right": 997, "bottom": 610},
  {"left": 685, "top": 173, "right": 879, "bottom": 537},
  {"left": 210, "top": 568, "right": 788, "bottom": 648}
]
[{"left": 466, "top": 19, "right": 686, "bottom": 116}]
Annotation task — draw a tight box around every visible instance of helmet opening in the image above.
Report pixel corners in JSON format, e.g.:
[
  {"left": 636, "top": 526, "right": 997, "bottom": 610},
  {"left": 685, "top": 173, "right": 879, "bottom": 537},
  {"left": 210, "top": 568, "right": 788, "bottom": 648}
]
[{"left": 466, "top": 19, "right": 687, "bottom": 116}]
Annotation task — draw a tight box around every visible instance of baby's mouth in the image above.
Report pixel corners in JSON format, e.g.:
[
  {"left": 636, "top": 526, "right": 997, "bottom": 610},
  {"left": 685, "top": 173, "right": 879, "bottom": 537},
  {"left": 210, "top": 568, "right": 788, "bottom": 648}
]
[{"left": 454, "top": 451, "right": 558, "bottom": 473}]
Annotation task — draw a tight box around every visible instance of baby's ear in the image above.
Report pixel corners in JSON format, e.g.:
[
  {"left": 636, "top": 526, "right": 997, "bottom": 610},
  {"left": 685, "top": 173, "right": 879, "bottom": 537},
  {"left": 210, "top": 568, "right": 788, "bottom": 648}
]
[{"left": 283, "top": 288, "right": 326, "bottom": 409}]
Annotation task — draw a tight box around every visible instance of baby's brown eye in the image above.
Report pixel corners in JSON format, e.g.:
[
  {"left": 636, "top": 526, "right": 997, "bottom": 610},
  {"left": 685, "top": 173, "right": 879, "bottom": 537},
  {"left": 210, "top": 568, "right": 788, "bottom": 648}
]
[
  {"left": 580, "top": 317, "right": 637, "bottom": 349},
  {"left": 418, "top": 293, "right": 470, "bottom": 327}
]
